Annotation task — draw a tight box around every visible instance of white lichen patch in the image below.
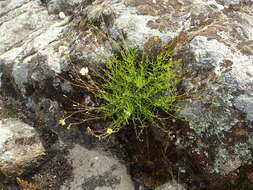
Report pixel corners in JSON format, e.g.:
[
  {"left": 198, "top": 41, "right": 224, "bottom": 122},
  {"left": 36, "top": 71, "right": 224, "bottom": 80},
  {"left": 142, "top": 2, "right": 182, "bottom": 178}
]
[
  {"left": 230, "top": 52, "right": 253, "bottom": 91},
  {"left": 207, "top": 1, "right": 224, "bottom": 10},
  {"left": 217, "top": 31, "right": 230, "bottom": 40},
  {"left": 189, "top": 35, "right": 230, "bottom": 74},
  {"left": 213, "top": 143, "right": 252, "bottom": 175},
  {"left": 189, "top": 104, "right": 234, "bottom": 136},
  {"left": 234, "top": 94, "right": 253, "bottom": 122},
  {"left": 108, "top": 0, "right": 171, "bottom": 47}
]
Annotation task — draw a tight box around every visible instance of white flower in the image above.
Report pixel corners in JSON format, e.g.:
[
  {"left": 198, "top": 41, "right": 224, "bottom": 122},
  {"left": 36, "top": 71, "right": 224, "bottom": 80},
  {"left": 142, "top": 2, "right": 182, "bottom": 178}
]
[
  {"left": 80, "top": 67, "right": 89, "bottom": 76},
  {"left": 152, "top": 0, "right": 156, "bottom": 3},
  {"left": 59, "top": 12, "right": 66, "bottom": 19}
]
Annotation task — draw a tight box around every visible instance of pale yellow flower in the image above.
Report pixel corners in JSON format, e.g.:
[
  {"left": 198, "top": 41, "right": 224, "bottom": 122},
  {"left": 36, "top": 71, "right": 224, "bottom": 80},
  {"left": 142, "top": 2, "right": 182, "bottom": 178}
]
[
  {"left": 215, "top": 71, "right": 221, "bottom": 78},
  {"left": 64, "top": 50, "right": 70, "bottom": 55},
  {"left": 96, "top": 7, "right": 102, "bottom": 11},
  {"left": 58, "top": 119, "right": 66, "bottom": 126},
  {"left": 87, "top": 127, "right": 92, "bottom": 134},
  {"left": 106, "top": 128, "right": 113, "bottom": 134}
]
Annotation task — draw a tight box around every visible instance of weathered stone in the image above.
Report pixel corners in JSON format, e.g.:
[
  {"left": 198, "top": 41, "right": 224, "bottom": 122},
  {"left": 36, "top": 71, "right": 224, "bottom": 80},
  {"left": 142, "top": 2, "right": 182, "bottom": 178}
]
[
  {"left": 0, "top": 118, "right": 46, "bottom": 177},
  {"left": 155, "top": 180, "right": 186, "bottom": 190},
  {"left": 136, "top": 5, "right": 157, "bottom": 16},
  {"left": 47, "top": 0, "right": 72, "bottom": 15},
  {"left": 124, "top": 0, "right": 149, "bottom": 7},
  {"left": 234, "top": 94, "right": 253, "bottom": 122},
  {"left": 1, "top": 0, "right": 253, "bottom": 189},
  {"left": 239, "top": 40, "right": 253, "bottom": 55},
  {"left": 60, "top": 145, "right": 135, "bottom": 190},
  {"left": 188, "top": 35, "right": 230, "bottom": 72},
  {"left": 54, "top": 0, "right": 253, "bottom": 187},
  {"left": 0, "top": 0, "right": 75, "bottom": 101}
]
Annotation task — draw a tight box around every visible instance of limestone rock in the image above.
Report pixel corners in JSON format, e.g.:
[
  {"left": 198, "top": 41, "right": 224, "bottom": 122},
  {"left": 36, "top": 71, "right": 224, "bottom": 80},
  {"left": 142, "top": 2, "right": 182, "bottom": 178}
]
[
  {"left": 71, "top": 0, "right": 253, "bottom": 187},
  {"left": 1, "top": 0, "right": 253, "bottom": 188},
  {"left": 60, "top": 144, "right": 135, "bottom": 190},
  {"left": 47, "top": 0, "right": 82, "bottom": 15},
  {"left": 234, "top": 94, "right": 253, "bottom": 122},
  {"left": 0, "top": 118, "right": 46, "bottom": 177},
  {"left": 155, "top": 180, "right": 186, "bottom": 190},
  {"left": 0, "top": 0, "right": 74, "bottom": 106}
]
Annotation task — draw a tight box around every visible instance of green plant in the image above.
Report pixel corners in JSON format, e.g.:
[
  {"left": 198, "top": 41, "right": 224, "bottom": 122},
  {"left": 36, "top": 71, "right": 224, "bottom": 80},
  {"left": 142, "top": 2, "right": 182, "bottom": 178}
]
[{"left": 60, "top": 47, "right": 180, "bottom": 139}]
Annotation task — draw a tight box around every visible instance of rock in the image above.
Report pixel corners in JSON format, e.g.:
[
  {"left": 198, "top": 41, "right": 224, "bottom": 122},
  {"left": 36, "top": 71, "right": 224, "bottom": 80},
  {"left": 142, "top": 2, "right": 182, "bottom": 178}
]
[
  {"left": 0, "top": 0, "right": 75, "bottom": 104},
  {"left": 71, "top": 0, "right": 253, "bottom": 188},
  {"left": 47, "top": 0, "right": 81, "bottom": 15},
  {"left": 177, "top": 0, "right": 253, "bottom": 178},
  {"left": 71, "top": 0, "right": 173, "bottom": 67},
  {"left": 234, "top": 94, "right": 253, "bottom": 122},
  {"left": 60, "top": 144, "right": 135, "bottom": 190},
  {"left": 188, "top": 36, "right": 230, "bottom": 71},
  {"left": 0, "top": 118, "right": 46, "bottom": 177},
  {"left": 0, "top": 0, "right": 253, "bottom": 189},
  {"left": 239, "top": 40, "right": 253, "bottom": 55},
  {"left": 0, "top": 0, "right": 77, "bottom": 76},
  {"left": 155, "top": 180, "right": 186, "bottom": 190}
]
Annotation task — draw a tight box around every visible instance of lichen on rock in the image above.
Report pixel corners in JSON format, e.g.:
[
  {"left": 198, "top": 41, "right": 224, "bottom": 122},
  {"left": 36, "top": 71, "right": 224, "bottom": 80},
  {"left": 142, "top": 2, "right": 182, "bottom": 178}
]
[
  {"left": 0, "top": 118, "right": 46, "bottom": 177},
  {"left": 1, "top": 0, "right": 253, "bottom": 189}
]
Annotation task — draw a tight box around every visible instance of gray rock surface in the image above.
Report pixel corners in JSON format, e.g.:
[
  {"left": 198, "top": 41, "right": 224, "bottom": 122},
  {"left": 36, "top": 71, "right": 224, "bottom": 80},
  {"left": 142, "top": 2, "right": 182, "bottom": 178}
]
[
  {"left": 60, "top": 144, "right": 135, "bottom": 190},
  {"left": 234, "top": 94, "right": 253, "bottom": 122},
  {"left": 73, "top": 0, "right": 253, "bottom": 179},
  {"left": 0, "top": 0, "right": 253, "bottom": 189},
  {"left": 0, "top": 118, "right": 46, "bottom": 177},
  {"left": 155, "top": 180, "right": 186, "bottom": 190},
  {"left": 0, "top": 0, "right": 74, "bottom": 117},
  {"left": 0, "top": 0, "right": 72, "bottom": 81}
]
